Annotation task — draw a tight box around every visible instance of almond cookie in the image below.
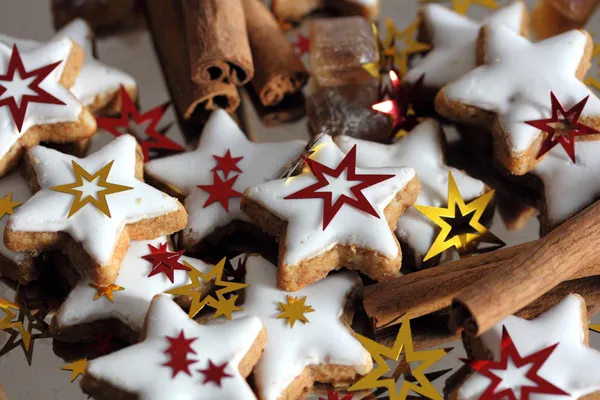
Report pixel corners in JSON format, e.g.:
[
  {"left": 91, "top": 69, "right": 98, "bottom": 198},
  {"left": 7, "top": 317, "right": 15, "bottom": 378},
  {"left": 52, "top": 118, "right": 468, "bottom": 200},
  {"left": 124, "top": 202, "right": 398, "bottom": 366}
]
[
  {"left": 232, "top": 254, "right": 373, "bottom": 400},
  {"left": 81, "top": 294, "right": 266, "bottom": 400},
  {"left": 4, "top": 134, "right": 187, "bottom": 287},
  {"left": 241, "top": 134, "right": 419, "bottom": 291},
  {"left": 435, "top": 24, "right": 600, "bottom": 176}
]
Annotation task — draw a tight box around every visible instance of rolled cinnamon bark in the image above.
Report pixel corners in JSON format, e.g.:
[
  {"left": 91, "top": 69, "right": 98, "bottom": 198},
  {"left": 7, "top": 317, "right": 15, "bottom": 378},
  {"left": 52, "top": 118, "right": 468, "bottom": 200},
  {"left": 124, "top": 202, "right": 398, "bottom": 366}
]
[
  {"left": 183, "top": 0, "right": 253, "bottom": 86},
  {"left": 531, "top": 0, "right": 600, "bottom": 39},
  {"left": 452, "top": 198, "right": 600, "bottom": 337},
  {"left": 242, "top": 0, "right": 309, "bottom": 107},
  {"left": 244, "top": 87, "right": 306, "bottom": 127}
]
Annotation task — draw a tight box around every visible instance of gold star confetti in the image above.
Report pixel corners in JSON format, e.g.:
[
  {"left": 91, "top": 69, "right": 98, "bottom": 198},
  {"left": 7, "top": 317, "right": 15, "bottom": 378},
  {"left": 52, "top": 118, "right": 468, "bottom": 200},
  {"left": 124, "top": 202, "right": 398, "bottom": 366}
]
[
  {"left": 584, "top": 44, "right": 600, "bottom": 91},
  {"left": 50, "top": 160, "right": 133, "bottom": 218},
  {"left": 349, "top": 316, "right": 446, "bottom": 400},
  {"left": 414, "top": 171, "right": 501, "bottom": 261},
  {"left": 418, "top": 0, "right": 499, "bottom": 14},
  {"left": 166, "top": 258, "right": 248, "bottom": 319},
  {"left": 89, "top": 283, "right": 125, "bottom": 302},
  {"left": 276, "top": 295, "right": 315, "bottom": 328},
  {"left": 591, "top": 324, "right": 600, "bottom": 334},
  {"left": 209, "top": 293, "right": 243, "bottom": 320},
  {"left": 0, "top": 299, "right": 30, "bottom": 349},
  {"left": 61, "top": 359, "right": 88, "bottom": 382},
  {"left": 0, "top": 192, "right": 22, "bottom": 219},
  {"left": 0, "top": 300, "right": 50, "bottom": 365}
]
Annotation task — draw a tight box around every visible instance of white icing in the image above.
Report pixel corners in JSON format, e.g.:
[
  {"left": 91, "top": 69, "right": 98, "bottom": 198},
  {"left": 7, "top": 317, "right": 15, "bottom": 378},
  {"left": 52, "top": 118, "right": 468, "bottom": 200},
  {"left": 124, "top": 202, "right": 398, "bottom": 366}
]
[
  {"left": 7, "top": 135, "right": 180, "bottom": 266},
  {"left": 0, "top": 38, "right": 82, "bottom": 162},
  {"left": 405, "top": 1, "right": 525, "bottom": 88},
  {"left": 334, "top": 119, "right": 486, "bottom": 264},
  {"left": 233, "top": 255, "right": 372, "bottom": 400},
  {"left": 0, "top": 170, "right": 31, "bottom": 263},
  {"left": 144, "top": 109, "right": 306, "bottom": 248},
  {"left": 86, "top": 295, "right": 263, "bottom": 400},
  {"left": 244, "top": 134, "right": 416, "bottom": 266},
  {"left": 54, "top": 237, "right": 212, "bottom": 333},
  {"left": 442, "top": 24, "right": 600, "bottom": 153},
  {"left": 0, "top": 19, "right": 137, "bottom": 108},
  {"left": 458, "top": 295, "right": 600, "bottom": 400},
  {"left": 532, "top": 140, "right": 600, "bottom": 227}
]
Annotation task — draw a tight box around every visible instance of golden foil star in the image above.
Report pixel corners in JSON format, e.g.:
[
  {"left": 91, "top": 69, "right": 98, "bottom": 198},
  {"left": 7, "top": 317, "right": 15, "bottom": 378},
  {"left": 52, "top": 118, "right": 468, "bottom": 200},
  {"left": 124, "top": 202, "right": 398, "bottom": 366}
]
[
  {"left": 276, "top": 295, "right": 315, "bottom": 328},
  {"left": 414, "top": 171, "right": 500, "bottom": 261},
  {"left": 89, "top": 283, "right": 125, "bottom": 302},
  {"left": 349, "top": 316, "right": 446, "bottom": 400},
  {"left": 0, "top": 300, "right": 50, "bottom": 365},
  {"left": 61, "top": 359, "right": 88, "bottom": 382},
  {"left": 591, "top": 324, "right": 600, "bottom": 334},
  {"left": 165, "top": 258, "right": 248, "bottom": 318},
  {"left": 418, "top": 0, "right": 499, "bottom": 14},
  {"left": 584, "top": 44, "right": 600, "bottom": 91},
  {"left": 209, "top": 293, "right": 243, "bottom": 320},
  {"left": 0, "top": 299, "right": 30, "bottom": 350},
  {"left": 50, "top": 160, "right": 133, "bottom": 218},
  {"left": 0, "top": 192, "right": 22, "bottom": 218}
]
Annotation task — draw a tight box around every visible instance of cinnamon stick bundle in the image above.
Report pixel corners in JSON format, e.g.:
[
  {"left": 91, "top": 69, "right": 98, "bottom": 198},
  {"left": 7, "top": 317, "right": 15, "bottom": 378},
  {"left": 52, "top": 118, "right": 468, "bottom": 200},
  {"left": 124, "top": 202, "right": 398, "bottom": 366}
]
[
  {"left": 452, "top": 198, "right": 600, "bottom": 336},
  {"left": 183, "top": 0, "right": 253, "bottom": 86},
  {"left": 242, "top": 0, "right": 309, "bottom": 107}
]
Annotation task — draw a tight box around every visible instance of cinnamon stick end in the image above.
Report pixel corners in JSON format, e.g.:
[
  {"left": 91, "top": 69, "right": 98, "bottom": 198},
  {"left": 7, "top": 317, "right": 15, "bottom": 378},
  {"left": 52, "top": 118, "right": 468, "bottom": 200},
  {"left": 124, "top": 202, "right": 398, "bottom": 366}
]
[{"left": 450, "top": 299, "right": 479, "bottom": 336}]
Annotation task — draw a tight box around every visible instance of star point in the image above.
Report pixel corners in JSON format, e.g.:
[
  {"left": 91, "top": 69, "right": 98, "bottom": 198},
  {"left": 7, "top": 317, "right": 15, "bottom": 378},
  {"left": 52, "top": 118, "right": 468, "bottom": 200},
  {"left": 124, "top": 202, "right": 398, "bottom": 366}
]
[
  {"left": 61, "top": 359, "right": 88, "bottom": 382},
  {"left": 197, "top": 360, "right": 233, "bottom": 387},
  {"left": 0, "top": 192, "right": 22, "bottom": 218},
  {"left": 276, "top": 295, "right": 315, "bottom": 328},
  {"left": 197, "top": 171, "right": 243, "bottom": 212},
  {"left": 211, "top": 149, "right": 243, "bottom": 178},
  {"left": 141, "top": 242, "right": 189, "bottom": 283},
  {"left": 162, "top": 329, "right": 198, "bottom": 378},
  {"left": 209, "top": 294, "right": 243, "bottom": 320}
]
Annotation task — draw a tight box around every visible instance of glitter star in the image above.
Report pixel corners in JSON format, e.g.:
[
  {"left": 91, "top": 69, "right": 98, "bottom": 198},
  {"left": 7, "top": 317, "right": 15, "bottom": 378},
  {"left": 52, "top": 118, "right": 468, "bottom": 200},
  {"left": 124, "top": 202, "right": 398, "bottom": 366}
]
[
  {"left": 197, "top": 171, "right": 243, "bottom": 212},
  {"left": 0, "top": 192, "right": 22, "bottom": 218},
  {"left": 61, "top": 359, "right": 88, "bottom": 382},
  {"left": 0, "top": 45, "right": 65, "bottom": 132},
  {"left": 198, "top": 360, "right": 233, "bottom": 387},
  {"left": 88, "top": 283, "right": 125, "bottom": 302},
  {"left": 284, "top": 145, "right": 395, "bottom": 230},
  {"left": 292, "top": 33, "right": 310, "bottom": 56},
  {"left": 414, "top": 171, "right": 500, "bottom": 261},
  {"left": 209, "top": 294, "right": 242, "bottom": 320},
  {"left": 211, "top": 149, "right": 243, "bottom": 179},
  {"left": 276, "top": 295, "right": 315, "bottom": 328},
  {"left": 162, "top": 330, "right": 198, "bottom": 378},
  {"left": 462, "top": 326, "right": 569, "bottom": 399},
  {"left": 141, "top": 242, "right": 190, "bottom": 283},
  {"left": 96, "top": 86, "right": 183, "bottom": 162},
  {"left": 525, "top": 92, "right": 599, "bottom": 163},
  {"left": 50, "top": 160, "right": 134, "bottom": 218}
]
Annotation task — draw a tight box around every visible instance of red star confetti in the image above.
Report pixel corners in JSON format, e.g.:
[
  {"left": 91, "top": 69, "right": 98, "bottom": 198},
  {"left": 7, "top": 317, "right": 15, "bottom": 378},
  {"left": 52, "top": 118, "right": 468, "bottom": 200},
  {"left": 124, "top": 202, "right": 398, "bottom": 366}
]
[
  {"left": 197, "top": 171, "right": 243, "bottom": 212},
  {"left": 285, "top": 145, "right": 395, "bottom": 229},
  {"left": 320, "top": 390, "right": 354, "bottom": 400},
  {"left": 212, "top": 149, "right": 243, "bottom": 179},
  {"left": 0, "top": 45, "right": 65, "bottom": 132},
  {"left": 525, "top": 92, "right": 599, "bottom": 163},
  {"left": 293, "top": 33, "right": 310, "bottom": 56},
  {"left": 198, "top": 360, "right": 233, "bottom": 387},
  {"left": 462, "top": 326, "right": 569, "bottom": 400},
  {"left": 163, "top": 330, "right": 198, "bottom": 378},
  {"left": 141, "top": 242, "right": 190, "bottom": 283},
  {"left": 96, "top": 86, "right": 184, "bottom": 162}
]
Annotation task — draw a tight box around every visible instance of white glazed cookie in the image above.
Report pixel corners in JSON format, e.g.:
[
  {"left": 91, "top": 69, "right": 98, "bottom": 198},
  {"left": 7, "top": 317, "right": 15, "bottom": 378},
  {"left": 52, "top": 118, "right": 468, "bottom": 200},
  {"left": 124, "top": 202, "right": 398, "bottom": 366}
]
[
  {"left": 233, "top": 254, "right": 372, "bottom": 400},
  {"left": 145, "top": 109, "right": 305, "bottom": 249},
  {"left": 455, "top": 295, "right": 600, "bottom": 400},
  {"left": 334, "top": 119, "right": 487, "bottom": 267},
  {"left": 51, "top": 237, "right": 213, "bottom": 343},
  {"left": 242, "top": 134, "right": 419, "bottom": 291},
  {"left": 5, "top": 135, "right": 187, "bottom": 287},
  {"left": 435, "top": 24, "right": 600, "bottom": 175},
  {"left": 405, "top": 1, "right": 527, "bottom": 94},
  {"left": 82, "top": 295, "right": 266, "bottom": 400}
]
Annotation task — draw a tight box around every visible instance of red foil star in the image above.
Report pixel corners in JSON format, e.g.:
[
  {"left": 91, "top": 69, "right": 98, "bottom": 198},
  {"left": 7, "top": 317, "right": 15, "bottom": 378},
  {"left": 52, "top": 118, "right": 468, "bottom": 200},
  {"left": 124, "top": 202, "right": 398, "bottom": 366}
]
[
  {"left": 163, "top": 330, "right": 198, "bottom": 378},
  {"left": 141, "top": 242, "right": 190, "bottom": 283},
  {"left": 197, "top": 360, "right": 233, "bottom": 387},
  {"left": 319, "top": 391, "right": 354, "bottom": 400},
  {"left": 212, "top": 150, "right": 243, "bottom": 179},
  {"left": 462, "top": 326, "right": 569, "bottom": 400},
  {"left": 197, "top": 171, "right": 243, "bottom": 212},
  {"left": 293, "top": 33, "right": 310, "bottom": 56},
  {"left": 284, "top": 145, "right": 395, "bottom": 230},
  {"left": 0, "top": 45, "right": 65, "bottom": 132},
  {"left": 96, "top": 86, "right": 184, "bottom": 162},
  {"left": 526, "top": 92, "right": 599, "bottom": 163}
]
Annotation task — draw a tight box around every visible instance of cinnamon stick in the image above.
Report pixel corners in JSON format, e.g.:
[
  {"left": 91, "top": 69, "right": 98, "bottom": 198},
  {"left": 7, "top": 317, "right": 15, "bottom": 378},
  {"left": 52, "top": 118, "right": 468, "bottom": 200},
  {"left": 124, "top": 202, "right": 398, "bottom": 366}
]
[
  {"left": 52, "top": 0, "right": 136, "bottom": 31},
  {"left": 452, "top": 198, "right": 600, "bottom": 337},
  {"left": 243, "top": 87, "right": 306, "bottom": 127},
  {"left": 547, "top": 0, "right": 600, "bottom": 21},
  {"left": 242, "top": 0, "right": 309, "bottom": 107},
  {"left": 183, "top": 0, "right": 253, "bottom": 86}
]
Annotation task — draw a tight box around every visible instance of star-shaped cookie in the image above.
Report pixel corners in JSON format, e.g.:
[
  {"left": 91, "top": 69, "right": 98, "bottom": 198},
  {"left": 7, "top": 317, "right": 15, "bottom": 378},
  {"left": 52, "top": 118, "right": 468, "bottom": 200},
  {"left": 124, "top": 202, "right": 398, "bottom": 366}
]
[
  {"left": 51, "top": 237, "right": 213, "bottom": 343},
  {"left": 5, "top": 134, "right": 187, "bottom": 286},
  {"left": 335, "top": 119, "right": 487, "bottom": 267},
  {"left": 454, "top": 295, "right": 600, "bottom": 399},
  {"left": 242, "top": 134, "right": 419, "bottom": 291},
  {"left": 232, "top": 255, "right": 372, "bottom": 400},
  {"left": 435, "top": 24, "right": 600, "bottom": 175},
  {"left": 81, "top": 295, "right": 266, "bottom": 400},
  {"left": 405, "top": 1, "right": 527, "bottom": 96},
  {"left": 144, "top": 109, "right": 305, "bottom": 249}
]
